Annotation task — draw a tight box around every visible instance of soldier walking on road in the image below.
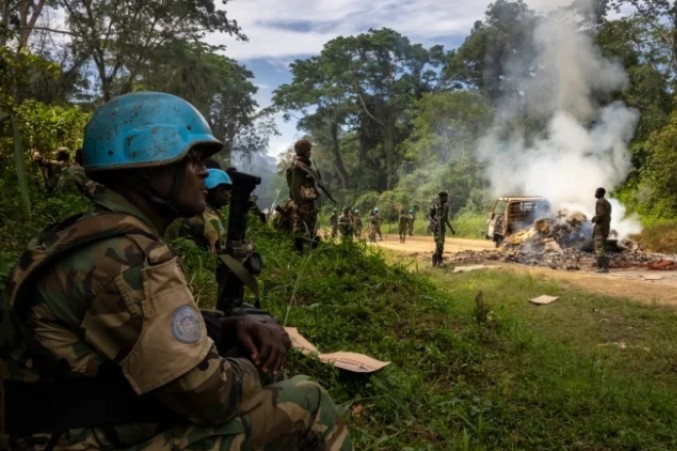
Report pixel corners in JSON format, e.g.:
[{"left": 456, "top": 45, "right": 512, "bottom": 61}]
[
  {"left": 428, "top": 192, "right": 456, "bottom": 267},
  {"left": 408, "top": 208, "right": 416, "bottom": 236},
  {"left": 352, "top": 209, "right": 363, "bottom": 238},
  {"left": 368, "top": 208, "right": 383, "bottom": 242},
  {"left": 592, "top": 187, "right": 612, "bottom": 273}
]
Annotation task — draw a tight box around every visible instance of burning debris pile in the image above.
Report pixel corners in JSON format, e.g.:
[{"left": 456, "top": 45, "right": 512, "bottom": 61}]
[{"left": 451, "top": 210, "right": 676, "bottom": 271}]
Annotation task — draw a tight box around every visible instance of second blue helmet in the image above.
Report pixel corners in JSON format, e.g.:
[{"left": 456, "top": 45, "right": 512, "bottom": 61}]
[{"left": 205, "top": 168, "right": 232, "bottom": 190}]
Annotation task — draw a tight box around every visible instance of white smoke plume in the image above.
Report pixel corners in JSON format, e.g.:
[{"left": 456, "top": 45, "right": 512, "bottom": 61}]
[{"left": 477, "top": 1, "right": 641, "bottom": 238}]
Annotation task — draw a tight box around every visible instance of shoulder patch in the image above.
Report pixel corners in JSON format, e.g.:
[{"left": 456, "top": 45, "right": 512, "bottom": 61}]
[{"left": 171, "top": 305, "right": 201, "bottom": 344}]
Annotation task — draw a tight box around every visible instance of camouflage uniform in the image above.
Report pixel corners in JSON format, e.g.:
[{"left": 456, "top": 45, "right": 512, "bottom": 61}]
[
  {"left": 592, "top": 197, "right": 612, "bottom": 262},
  {"left": 368, "top": 212, "right": 382, "bottom": 242},
  {"left": 398, "top": 213, "right": 411, "bottom": 244},
  {"left": 428, "top": 201, "right": 455, "bottom": 266},
  {"left": 56, "top": 163, "right": 98, "bottom": 198},
  {"left": 352, "top": 214, "right": 363, "bottom": 238},
  {"left": 329, "top": 211, "right": 339, "bottom": 239},
  {"left": 337, "top": 211, "right": 353, "bottom": 240},
  {"left": 173, "top": 205, "right": 227, "bottom": 254},
  {"left": 289, "top": 156, "right": 320, "bottom": 244},
  {"left": 0, "top": 187, "right": 351, "bottom": 450}
]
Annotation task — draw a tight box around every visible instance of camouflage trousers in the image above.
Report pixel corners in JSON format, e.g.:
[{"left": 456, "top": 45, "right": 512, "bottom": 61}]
[
  {"left": 292, "top": 202, "right": 318, "bottom": 240},
  {"left": 433, "top": 232, "right": 445, "bottom": 259},
  {"left": 594, "top": 234, "right": 607, "bottom": 258},
  {"left": 399, "top": 226, "right": 407, "bottom": 243},
  {"left": 13, "top": 376, "right": 352, "bottom": 451}
]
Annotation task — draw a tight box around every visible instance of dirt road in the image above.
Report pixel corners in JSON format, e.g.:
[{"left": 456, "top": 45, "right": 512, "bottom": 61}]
[{"left": 372, "top": 234, "right": 677, "bottom": 306}]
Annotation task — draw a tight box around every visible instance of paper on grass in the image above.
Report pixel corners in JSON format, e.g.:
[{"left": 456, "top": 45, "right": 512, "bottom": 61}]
[
  {"left": 284, "top": 327, "right": 391, "bottom": 373},
  {"left": 529, "top": 295, "right": 559, "bottom": 305}
]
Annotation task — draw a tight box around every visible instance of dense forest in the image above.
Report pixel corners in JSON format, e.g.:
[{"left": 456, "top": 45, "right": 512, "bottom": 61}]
[{"left": 1, "top": 0, "right": 676, "bottom": 232}]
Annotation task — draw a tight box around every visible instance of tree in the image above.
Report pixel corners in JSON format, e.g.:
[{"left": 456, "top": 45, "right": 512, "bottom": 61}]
[
  {"left": 275, "top": 28, "right": 449, "bottom": 191},
  {"left": 60, "top": 0, "right": 246, "bottom": 101}
]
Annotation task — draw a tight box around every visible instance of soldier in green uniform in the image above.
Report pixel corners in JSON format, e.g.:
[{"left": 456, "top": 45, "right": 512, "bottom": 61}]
[
  {"left": 353, "top": 209, "right": 363, "bottom": 238},
  {"left": 288, "top": 139, "right": 321, "bottom": 252},
  {"left": 173, "top": 168, "right": 232, "bottom": 254},
  {"left": 591, "top": 187, "right": 612, "bottom": 273},
  {"left": 368, "top": 208, "right": 383, "bottom": 242},
  {"left": 330, "top": 209, "right": 339, "bottom": 239},
  {"left": 428, "top": 192, "right": 456, "bottom": 267},
  {"left": 398, "top": 209, "right": 411, "bottom": 244},
  {"left": 0, "top": 92, "right": 351, "bottom": 450},
  {"left": 338, "top": 208, "right": 354, "bottom": 240},
  {"left": 408, "top": 208, "right": 416, "bottom": 236}
]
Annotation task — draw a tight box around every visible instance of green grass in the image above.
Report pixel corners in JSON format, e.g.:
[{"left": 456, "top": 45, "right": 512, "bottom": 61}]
[
  {"left": 373, "top": 210, "right": 488, "bottom": 240},
  {"left": 174, "top": 222, "right": 677, "bottom": 450}
]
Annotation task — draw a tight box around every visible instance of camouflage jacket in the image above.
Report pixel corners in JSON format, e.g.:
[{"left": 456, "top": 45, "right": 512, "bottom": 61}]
[
  {"left": 0, "top": 187, "right": 262, "bottom": 446},
  {"left": 175, "top": 205, "right": 227, "bottom": 254},
  {"left": 593, "top": 198, "right": 612, "bottom": 236},
  {"left": 289, "top": 156, "right": 319, "bottom": 204},
  {"left": 428, "top": 202, "right": 453, "bottom": 233}
]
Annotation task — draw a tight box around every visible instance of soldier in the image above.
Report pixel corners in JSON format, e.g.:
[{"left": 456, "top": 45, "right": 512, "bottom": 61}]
[
  {"left": 56, "top": 148, "right": 98, "bottom": 198},
  {"left": 398, "top": 209, "right": 411, "bottom": 244},
  {"left": 591, "top": 187, "right": 612, "bottom": 273},
  {"left": 353, "top": 209, "right": 363, "bottom": 238},
  {"left": 34, "top": 146, "right": 71, "bottom": 193},
  {"left": 368, "top": 208, "right": 383, "bottom": 242},
  {"left": 428, "top": 192, "right": 456, "bottom": 267},
  {"left": 408, "top": 208, "right": 416, "bottom": 236},
  {"left": 0, "top": 92, "right": 351, "bottom": 450},
  {"left": 288, "top": 139, "right": 321, "bottom": 252},
  {"left": 338, "top": 208, "right": 354, "bottom": 240},
  {"left": 329, "top": 209, "right": 339, "bottom": 239},
  {"left": 173, "top": 168, "right": 232, "bottom": 254}
]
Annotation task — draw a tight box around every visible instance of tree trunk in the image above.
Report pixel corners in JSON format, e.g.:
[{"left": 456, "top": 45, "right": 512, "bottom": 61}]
[{"left": 329, "top": 121, "right": 349, "bottom": 188}]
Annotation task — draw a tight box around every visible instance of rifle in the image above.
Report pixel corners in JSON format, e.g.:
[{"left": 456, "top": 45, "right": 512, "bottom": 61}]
[
  {"left": 216, "top": 169, "right": 264, "bottom": 314},
  {"left": 312, "top": 160, "right": 337, "bottom": 205}
]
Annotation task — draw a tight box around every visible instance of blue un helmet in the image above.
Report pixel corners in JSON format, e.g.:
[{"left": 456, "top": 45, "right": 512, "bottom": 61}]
[
  {"left": 205, "top": 168, "right": 232, "bottom": 190},
  {"left": 83, "top": 92, "right": 223, "bottom": 172}
]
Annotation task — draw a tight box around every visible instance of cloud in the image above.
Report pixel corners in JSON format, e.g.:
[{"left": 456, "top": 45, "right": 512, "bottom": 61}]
[{"left": 211, "top": 0, "right": 576, "bottom": 60}]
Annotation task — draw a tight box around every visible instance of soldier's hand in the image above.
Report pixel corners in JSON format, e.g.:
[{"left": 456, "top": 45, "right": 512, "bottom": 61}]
[{"left": 235, "top": 316, "right": 291, "bottom": 374}]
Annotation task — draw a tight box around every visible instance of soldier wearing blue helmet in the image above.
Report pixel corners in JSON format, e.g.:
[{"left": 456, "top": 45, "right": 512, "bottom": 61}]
[
  {"left": 1, "top": 92, "right": 351, "bottom": 450},
  {"left": 172, "top": 168, "right": 233, "bottom": 254}
]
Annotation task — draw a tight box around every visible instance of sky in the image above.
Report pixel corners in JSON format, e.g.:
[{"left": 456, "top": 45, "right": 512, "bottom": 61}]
[{"left": 204, "top": 0, "right": 578, "bottom": 158}]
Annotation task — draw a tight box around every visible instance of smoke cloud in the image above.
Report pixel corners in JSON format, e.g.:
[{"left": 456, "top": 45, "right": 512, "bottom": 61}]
[{"left": 477, "top": 1, "right": 641, "bottom": 238}]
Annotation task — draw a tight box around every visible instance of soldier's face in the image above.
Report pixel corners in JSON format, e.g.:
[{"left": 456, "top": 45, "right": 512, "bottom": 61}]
[
  {"left": 147, "top": 148, "right": 209, "bottom": 217},
  {"left": 440, "top": 196, "right": 448, "bottom": 204},
  {"left": 208, "top": 186, "right": 231, "bottom": 208}
]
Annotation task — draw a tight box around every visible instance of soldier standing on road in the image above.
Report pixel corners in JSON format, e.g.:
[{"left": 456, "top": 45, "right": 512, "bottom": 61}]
[
  {"left": 0, "top": 92, "right": 351, "bottom": 450},
  {"left": 398, "top": 209, "right": 411, "bottom": 244},
  {"left": 330, "top": 209, "right": 339, "bottom": 239},
  {"left": 288, "top": 139, "right": 321, "bottom": 253},
  {"left": 338, "top": 208, "right": 354, "bottom": 240},
  {"left": 353, "top": 209, "right": 363, "bottom": 238},
  {"left": 408, "top": 208, "right": 416, "bottom": 236},
  {"left": 428, "top": 192, "right": 456, "bottom": 267},
  {"left": 592, "top": 187, "right": 612, "bottom": 273},
  {"left": 369, "top": 208, "right": 383, "bottom": 242}
]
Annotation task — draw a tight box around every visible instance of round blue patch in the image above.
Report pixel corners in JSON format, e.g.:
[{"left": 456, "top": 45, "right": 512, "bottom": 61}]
[{"left": 171, "top": 305, "right": 201, "bottom": 344}]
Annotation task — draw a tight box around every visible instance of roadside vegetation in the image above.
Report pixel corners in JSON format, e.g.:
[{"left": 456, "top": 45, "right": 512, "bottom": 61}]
[{"left": 174, "top": 221, "right": 677, "bottom": 450}]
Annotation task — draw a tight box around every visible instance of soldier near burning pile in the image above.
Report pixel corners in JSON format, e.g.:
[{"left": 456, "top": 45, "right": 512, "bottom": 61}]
[
  {"left": 592, "top": 187, "right": 612, "bottom": 273},
  {"left": 429, "top": 191, "right": 456, "bottom": 267},
  {"left": 0, "top": 92, "right": 351, "bottom": 450}
]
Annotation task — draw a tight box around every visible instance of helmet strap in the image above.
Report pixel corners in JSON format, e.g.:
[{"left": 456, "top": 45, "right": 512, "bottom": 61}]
[{"left": 127, "top": 161, "right": 188, "bottom": 218}]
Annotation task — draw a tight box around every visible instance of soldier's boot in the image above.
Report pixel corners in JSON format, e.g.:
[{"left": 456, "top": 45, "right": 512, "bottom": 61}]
[{"left": 431, "top": 254, "right": 437, "bottom": 266}]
